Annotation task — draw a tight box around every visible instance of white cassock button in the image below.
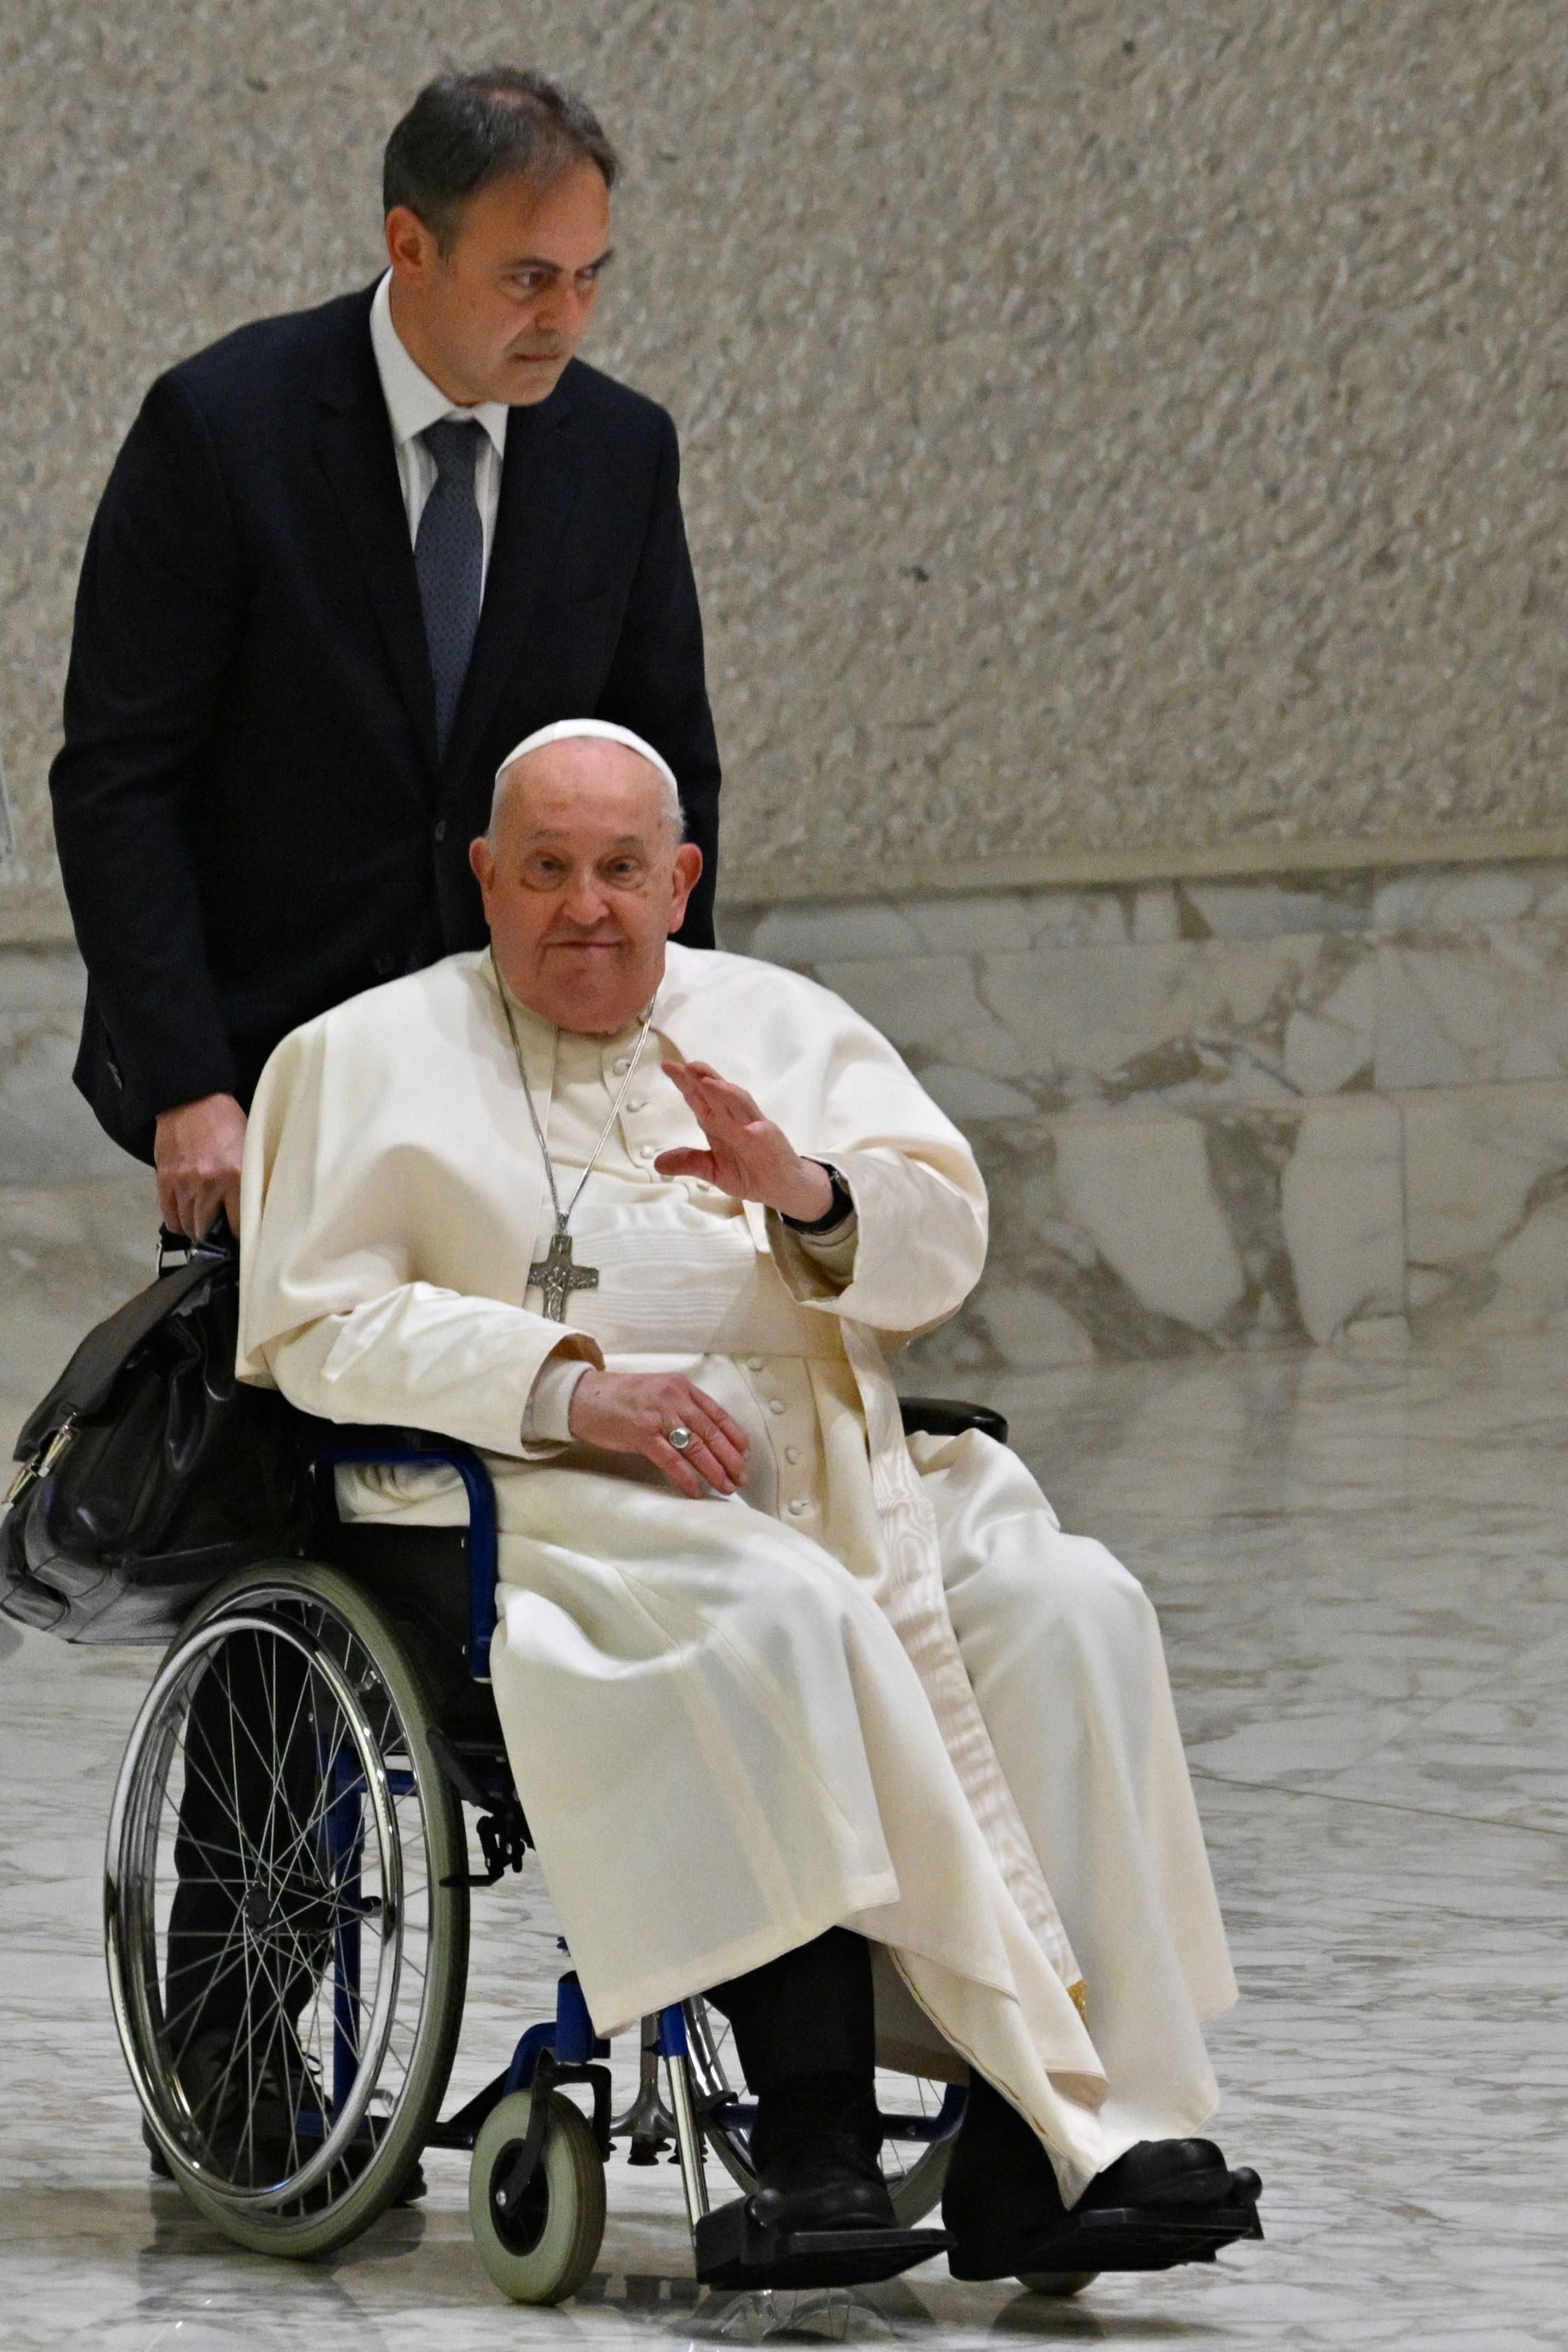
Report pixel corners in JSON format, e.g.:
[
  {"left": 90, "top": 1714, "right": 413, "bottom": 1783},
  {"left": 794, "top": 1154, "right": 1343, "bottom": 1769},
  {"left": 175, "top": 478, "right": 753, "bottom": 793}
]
[
  {"left": 769, "top": 1399, "right": 787, "bottom": 1417},
  {"left": 746, "top": 1356, "right": 765, "bottom": 1371},
  {"left": 628, "top": 1099, "right": 647, "bottom": 1112},
  {"left": 788, "top": 1499, "right": 806, "bottom": 1516},
  {"left": 613, "top": 1057, "right": 632, "bottom": 1074},
  {"left": 785, "top": 1446, "right": 801, "bottom": 1464}
]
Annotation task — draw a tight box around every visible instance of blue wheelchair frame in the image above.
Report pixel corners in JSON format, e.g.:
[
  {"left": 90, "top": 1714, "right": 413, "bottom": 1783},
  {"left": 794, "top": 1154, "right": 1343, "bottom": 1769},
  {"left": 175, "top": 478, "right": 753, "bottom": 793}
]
[{"left": 303, "top": 1429, "right": 966, "bottom": 2217}]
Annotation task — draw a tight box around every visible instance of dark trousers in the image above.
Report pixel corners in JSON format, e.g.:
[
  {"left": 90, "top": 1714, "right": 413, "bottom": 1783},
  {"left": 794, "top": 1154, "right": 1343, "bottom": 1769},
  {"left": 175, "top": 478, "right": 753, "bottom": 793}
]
[
  {"left": 706, "top": 1927, "right": 876, "bottom": 2091},
  {"left": 166, "top": 1633, "right": 333, "bottom": 2061}
]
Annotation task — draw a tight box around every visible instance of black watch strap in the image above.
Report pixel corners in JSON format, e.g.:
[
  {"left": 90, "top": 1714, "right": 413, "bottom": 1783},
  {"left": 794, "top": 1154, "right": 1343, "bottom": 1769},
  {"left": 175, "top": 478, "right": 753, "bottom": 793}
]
[{"left": 780, "top": 1163, "right": 855, "bottom": 1236}]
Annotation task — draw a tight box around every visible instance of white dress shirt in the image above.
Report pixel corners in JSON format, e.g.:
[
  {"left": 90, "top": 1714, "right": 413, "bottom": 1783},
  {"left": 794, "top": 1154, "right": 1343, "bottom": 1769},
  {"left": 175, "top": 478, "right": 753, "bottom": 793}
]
[{"left": 369, "top": 271, "right": 509, "bottom": 587}]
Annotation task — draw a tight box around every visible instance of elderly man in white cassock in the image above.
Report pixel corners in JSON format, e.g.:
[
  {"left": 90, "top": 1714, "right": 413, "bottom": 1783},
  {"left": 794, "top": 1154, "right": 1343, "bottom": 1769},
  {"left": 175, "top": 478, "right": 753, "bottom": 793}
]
[{"left": 238, "top": 720, "right": 1263, "bottom": 2283}]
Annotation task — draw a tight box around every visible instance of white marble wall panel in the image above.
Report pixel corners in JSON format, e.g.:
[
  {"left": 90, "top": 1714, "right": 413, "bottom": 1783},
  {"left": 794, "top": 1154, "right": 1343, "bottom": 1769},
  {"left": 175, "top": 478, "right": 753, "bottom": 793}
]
[
  {"left": 738, "top": 873, "right": 1389, "bottom": 966},
  {"left": 14, "top": 857, "right": 1568, "bottom": 1375},
  {"left": 1399, "top": 1082, "right": 1568, "bottom": 1266},
  {"left": 811, "top": 952, "right": 1028, "bottom": 1082},
  {"left": 1181, "top": 878, "right": 1376, "bottom": 939},
  {"left": 729, "top": 859, "right": 1568, "bottom": 1366},
  {"left": 981, "top": 937, "right": 1361, "bottom": 1106},
  {"left": 1396, "top": 1080, "right": 1568, "bottom": 1340},
  {"left": 815, "top": 935, "right": 1376, "bottom": 1110},
  {"left": 900, "top": 1096, "right": 1410, "bottom": 1376},
  {"left": 1279, "top": 1099, "right": 1405, "bottom": 1345},
  {"left": 0, "top": 1175, "right": 153, "bottom": 1457},
  {"left": 1282, "top": 958, "right": 1377, "bottom": 1094},
  {"left": 1370, "top": 862, "right": 1568, "bottom": 933},
  {"left": 0, "top": 949, "right": 125, "bottom": 1187},
  {"left": 1377, "top": 928, "right": 1568, "bottom": 1089},
  {"left": 1478, "top": 1195, "right": 1568, "bottom": 1334},
  {"left": 1052, "top": 1113, "right": 1246, "bottom": 1330}
]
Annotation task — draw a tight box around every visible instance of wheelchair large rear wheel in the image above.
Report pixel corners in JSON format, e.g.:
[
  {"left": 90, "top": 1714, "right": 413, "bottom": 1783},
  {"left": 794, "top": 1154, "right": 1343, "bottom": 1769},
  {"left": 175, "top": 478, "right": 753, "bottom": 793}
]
[{"left": 106, "top": 1561, "right": 469, "bottom": 2256}]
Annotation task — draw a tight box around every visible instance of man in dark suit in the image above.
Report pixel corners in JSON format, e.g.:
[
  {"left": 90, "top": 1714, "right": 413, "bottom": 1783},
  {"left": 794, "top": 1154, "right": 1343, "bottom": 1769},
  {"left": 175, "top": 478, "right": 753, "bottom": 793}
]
[{"left": 50, "top": 66, "right": 720, "bottom": 1242}]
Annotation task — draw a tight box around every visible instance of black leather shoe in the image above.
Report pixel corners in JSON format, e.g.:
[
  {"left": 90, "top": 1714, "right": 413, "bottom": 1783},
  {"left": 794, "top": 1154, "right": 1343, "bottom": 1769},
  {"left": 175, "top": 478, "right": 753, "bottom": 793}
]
[
  {"left": 748, "top": 2072, "right": 897, "bottom": 2233},
  {"left": 170, "top": 2024, "right": 316, "bottom": 2187},
  {"left": 154, "top": 2030, "right": 429, "bottom": 2203},
  {"left": 1082, "top": 2138, "right": 1235, "bottom": 2214},
  {"left": 942, "top": 2072, "right": 1066, "bottom": 2251},
  {"left": 944, "top": 2077, "right": 1262, "bottom": 2280}
]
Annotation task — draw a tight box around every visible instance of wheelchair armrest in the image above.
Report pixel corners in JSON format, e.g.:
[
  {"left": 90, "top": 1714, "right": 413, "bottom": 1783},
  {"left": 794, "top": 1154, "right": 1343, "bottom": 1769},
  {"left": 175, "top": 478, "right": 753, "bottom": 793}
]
[
  {"left": 301, "top": 1424, "right": 500, "bottom": 1682},
  {"left": 898, "top": 1396, "right": 1009, "bottom": 1447}
]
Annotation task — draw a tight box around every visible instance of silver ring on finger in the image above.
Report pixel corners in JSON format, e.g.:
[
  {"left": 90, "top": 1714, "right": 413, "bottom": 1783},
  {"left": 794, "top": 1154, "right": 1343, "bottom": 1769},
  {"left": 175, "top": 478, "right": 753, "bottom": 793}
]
[{"left": 667, "top": 1424, "right": 694, "bottom": 1452}]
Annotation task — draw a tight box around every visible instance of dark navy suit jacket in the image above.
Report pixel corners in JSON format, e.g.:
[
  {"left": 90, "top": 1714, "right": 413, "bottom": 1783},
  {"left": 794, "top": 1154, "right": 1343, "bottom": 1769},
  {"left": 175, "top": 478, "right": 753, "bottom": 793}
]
[{"left": 50, "top": 283, "right": 721, "bottom": 1154}]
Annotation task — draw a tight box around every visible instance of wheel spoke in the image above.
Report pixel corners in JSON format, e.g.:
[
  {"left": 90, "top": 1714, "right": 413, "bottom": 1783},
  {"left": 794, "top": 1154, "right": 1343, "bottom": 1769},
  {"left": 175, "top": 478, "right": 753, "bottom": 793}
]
[
  {"left": 155, "top": 1761, "right": 254, "bottom": 1869},
  {"left": 263, "top": 1709, "right": 359, "bottom": 1887},
  {"left": 168, "top": 1738, "right": 265, "bottom": 1875},
  {"left": 219, "top": 1642, "right": 313, "bottom": 1841},
  {"left": 110, "top": 1585, "right": 459, "bottom": 2241},
  {"left": 165, "top": 1901, "right": 250, "bottom": 2080},
  {"left": 202, "top": 1940, "right": 254, "bottom": 2163},
  {"left": 240, "top": 1953, "right": 298, "bottom": 2181}
]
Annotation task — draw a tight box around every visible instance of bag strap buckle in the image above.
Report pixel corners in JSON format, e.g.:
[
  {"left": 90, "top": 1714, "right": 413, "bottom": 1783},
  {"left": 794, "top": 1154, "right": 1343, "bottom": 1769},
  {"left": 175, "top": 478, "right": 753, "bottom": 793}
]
[{"left": 4, "top": 1414, "right": 80, "bottom": 1508}]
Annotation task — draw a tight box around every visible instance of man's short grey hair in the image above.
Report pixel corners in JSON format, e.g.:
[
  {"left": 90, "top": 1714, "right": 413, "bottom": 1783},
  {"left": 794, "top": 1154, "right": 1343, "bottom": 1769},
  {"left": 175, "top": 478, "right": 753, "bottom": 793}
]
[{"left": 488, "top": 740, "right": 685, "bottom": 844}]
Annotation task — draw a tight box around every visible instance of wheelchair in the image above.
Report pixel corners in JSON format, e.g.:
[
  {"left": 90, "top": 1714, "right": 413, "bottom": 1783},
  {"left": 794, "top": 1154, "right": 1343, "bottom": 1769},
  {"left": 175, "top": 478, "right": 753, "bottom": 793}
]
[{"left": 104, "top": 1395, "right": 1012, "bottom": 2304}]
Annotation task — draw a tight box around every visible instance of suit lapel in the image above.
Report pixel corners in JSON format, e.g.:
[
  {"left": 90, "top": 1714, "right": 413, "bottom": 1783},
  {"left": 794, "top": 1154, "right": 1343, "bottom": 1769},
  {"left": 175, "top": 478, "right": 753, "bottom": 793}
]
[
  {"left": 441, "top": 387, "right": 584, "bottom": 785},
  {"left": 312, "top": 296, "right": 439, "bottom": 782}
]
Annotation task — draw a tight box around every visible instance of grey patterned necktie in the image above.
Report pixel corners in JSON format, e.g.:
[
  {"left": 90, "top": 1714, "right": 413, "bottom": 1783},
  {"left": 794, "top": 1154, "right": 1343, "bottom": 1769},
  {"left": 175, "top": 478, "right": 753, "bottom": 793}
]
[{"left": 413, "top": 417, "right": 486, "bottom": 759}]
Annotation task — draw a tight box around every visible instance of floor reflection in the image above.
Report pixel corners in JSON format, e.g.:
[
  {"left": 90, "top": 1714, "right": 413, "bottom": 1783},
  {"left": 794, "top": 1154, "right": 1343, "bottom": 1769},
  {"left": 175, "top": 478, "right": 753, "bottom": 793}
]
[{"left": 5, "top": 1317, "right": 1568, "bottom": 2346}]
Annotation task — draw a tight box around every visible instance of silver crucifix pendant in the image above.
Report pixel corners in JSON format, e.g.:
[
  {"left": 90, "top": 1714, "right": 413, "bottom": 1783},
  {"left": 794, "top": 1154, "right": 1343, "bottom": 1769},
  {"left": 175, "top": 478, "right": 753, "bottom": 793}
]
[{"left": 528, "top": 1227, "right": 600, "bottom": 1322}]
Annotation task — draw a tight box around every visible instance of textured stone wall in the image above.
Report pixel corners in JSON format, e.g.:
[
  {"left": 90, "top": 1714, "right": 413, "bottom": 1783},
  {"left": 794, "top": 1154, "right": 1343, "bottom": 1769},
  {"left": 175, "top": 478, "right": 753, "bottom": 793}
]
[{"left": 6, "top": 1, "right": 1568, "bottom": 939}]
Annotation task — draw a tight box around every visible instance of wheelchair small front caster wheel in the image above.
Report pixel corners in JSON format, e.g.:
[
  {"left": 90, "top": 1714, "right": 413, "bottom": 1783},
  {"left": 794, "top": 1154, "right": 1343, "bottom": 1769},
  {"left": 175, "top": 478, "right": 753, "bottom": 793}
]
[
  {"left": 469, "top": 2090, "right": 606, "bottom": 2304},
  {"left": 1017, "top": 2271, "right": 1098, "bottom": 2298}
]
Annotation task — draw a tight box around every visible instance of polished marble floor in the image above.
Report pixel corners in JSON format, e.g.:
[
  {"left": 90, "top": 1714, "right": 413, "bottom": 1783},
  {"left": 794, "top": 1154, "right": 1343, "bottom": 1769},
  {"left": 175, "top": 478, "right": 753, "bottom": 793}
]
[{"left": 1, "top": 1174, "right": 1564, "bottom": 2347}]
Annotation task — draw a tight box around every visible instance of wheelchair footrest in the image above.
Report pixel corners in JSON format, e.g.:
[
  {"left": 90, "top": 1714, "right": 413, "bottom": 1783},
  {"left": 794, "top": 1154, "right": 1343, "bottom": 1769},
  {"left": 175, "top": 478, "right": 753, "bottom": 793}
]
[
  {"left": 1073, "top": 2173, "right": 1263, "bottom": 2274},
  {"left": 959, "top": 2186, "right": 1263, "bottom": 2280},
  {"left": 694, "top": 2195, "right": 949, "bottom": 2290}
]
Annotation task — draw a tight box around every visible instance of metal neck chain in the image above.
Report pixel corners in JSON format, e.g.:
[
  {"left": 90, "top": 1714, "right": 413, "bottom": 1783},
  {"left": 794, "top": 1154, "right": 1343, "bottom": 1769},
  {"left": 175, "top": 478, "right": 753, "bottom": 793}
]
[{"left": 490, "top": 950, "right": 655, "bottom": 1235}]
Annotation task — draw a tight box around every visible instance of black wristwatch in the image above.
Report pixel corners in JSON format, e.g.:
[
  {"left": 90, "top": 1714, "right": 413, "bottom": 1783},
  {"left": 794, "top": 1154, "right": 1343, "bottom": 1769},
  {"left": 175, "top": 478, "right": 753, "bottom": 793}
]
[{"left": 780, "top": 1163, "right": 855, "bottom": 1236}]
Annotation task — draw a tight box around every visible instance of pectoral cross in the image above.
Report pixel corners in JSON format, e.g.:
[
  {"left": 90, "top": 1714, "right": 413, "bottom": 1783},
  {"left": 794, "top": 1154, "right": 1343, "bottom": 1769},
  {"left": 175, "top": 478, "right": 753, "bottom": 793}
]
[{"left": 528, "top": 1228, "right": 600, "bottom": 1322}]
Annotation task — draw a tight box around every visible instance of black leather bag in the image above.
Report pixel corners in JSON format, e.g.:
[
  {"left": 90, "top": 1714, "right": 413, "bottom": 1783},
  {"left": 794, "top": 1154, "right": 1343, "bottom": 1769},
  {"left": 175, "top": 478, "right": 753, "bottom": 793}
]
[{"left": 1, "top": 1228, "right": 314, "bottom": 1643}]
